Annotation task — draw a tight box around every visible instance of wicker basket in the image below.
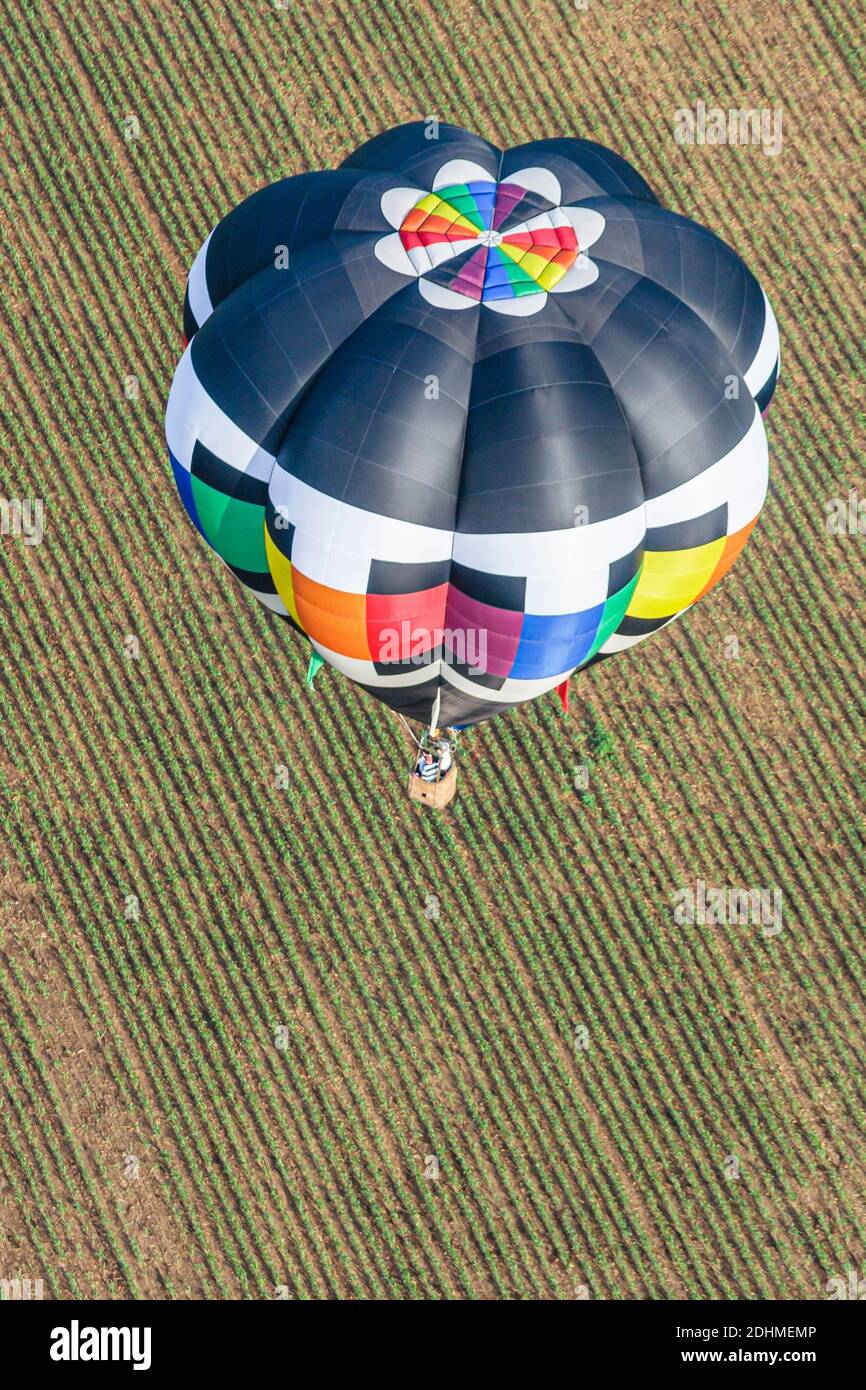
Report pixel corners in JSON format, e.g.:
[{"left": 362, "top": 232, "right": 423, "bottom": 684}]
[{"left": 407, "top": 765, "right": 458, "bottom": 809}]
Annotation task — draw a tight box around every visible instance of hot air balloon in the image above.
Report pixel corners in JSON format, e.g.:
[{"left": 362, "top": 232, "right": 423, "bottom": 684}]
[{"left": 165, "top": 122, "right": 779, "bottom": 806}]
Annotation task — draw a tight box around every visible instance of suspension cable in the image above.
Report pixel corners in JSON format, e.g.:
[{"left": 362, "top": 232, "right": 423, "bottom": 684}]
[{"left": 396, "top": 713, "right": 424, "bottom": 750}]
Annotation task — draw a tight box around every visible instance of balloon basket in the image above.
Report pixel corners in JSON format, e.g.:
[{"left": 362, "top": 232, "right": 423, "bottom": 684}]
[{"left": 407, "top": 765, "right": 458, "bottom": 810}]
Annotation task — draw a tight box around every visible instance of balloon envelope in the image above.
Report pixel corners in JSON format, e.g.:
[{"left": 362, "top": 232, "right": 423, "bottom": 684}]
[{"left": 166, "top": 123, "right": 779, "bottom": 727}]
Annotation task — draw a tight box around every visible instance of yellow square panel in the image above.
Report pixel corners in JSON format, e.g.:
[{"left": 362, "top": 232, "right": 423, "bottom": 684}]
[
  {"left": 626, "top": 537, "right": 726, "bottom": 620},
  {"left": 265, "top": 527, "right": 302, "bottom": 628}
]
